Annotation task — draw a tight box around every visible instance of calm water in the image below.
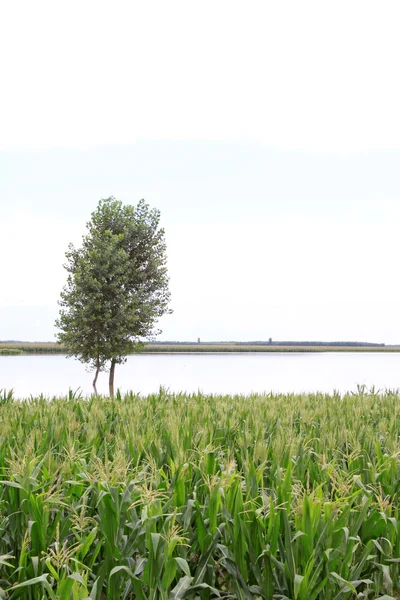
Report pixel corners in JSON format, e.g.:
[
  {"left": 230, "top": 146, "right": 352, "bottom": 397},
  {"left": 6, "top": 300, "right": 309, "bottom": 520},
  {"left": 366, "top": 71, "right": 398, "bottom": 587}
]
[{"left": 1, "top": 352, "right": 400, "bottom": 398}]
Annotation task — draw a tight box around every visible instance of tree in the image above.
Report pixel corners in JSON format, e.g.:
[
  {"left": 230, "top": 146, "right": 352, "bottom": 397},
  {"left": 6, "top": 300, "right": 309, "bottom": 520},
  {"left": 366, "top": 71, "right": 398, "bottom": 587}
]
[{"left": 55, "top": 197, "right": 172, "bottom": 396}]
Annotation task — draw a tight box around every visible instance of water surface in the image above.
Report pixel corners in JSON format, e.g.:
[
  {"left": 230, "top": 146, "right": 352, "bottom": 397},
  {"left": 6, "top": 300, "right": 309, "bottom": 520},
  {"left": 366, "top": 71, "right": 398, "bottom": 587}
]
[{"left": 1, "top": 352, "right": 400, "bottom": 398}]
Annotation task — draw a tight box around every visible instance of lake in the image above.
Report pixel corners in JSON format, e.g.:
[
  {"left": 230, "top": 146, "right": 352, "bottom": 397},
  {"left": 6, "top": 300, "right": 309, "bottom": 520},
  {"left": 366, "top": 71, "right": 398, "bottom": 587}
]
[{"left": 1, "top": 352, "right": 400, "bottom": 398}]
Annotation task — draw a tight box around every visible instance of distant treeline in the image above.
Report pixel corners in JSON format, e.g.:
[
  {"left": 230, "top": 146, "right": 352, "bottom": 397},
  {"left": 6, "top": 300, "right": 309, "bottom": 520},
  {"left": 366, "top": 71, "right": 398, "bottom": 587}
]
[
  {"left": 148, "top": 340, "right": 386, "bottom": 347},
  {"left": 0, "top": 340, "right": 391, "bottom": 355}
]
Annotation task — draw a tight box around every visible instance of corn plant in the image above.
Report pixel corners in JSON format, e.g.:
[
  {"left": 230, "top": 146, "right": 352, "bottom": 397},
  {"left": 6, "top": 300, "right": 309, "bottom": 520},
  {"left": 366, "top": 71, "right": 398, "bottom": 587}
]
[{"left": 0, "top": 390, "right": 400, "bottom": 598}]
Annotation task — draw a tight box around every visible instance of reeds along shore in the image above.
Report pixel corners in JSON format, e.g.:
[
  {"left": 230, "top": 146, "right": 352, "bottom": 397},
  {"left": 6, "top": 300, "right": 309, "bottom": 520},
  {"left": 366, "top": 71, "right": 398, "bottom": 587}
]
[{"left": 1, "top": 389, "right": 400, "bottom": 598}]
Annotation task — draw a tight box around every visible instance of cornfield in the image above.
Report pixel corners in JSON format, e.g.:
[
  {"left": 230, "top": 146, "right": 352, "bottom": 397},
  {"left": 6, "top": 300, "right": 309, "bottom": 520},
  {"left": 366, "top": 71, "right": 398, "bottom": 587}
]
[{"left": 0, "top": 388, "right": 400, "bottom": 599}]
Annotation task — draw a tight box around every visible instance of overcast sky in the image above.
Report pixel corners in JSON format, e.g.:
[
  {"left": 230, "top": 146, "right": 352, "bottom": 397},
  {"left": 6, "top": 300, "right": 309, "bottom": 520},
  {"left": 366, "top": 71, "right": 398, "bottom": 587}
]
[{"left": 1, "top": 1, "right": 400, "bottom": 343}]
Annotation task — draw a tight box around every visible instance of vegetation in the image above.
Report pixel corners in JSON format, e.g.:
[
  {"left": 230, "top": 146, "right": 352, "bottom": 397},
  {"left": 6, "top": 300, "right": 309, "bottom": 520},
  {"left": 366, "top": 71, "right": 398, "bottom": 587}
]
[
  {"left": 55, "top": 198, "right": 171, "bottom": 396},
  {"left": 1, "top": 389, "right": 400, "bottom": 598},
  {"left": 0, "top": 348, "right": 23, "bottom": 355},
  {"left": 0, "top": 343, "right": 65, "bottom": 354},
  {"left": 153, "top": 341, "right": 386, "bottom": 348},
  {"left": 142, "top": 344, "right": 397, "bottom": 353},
  {"left": 2, "top": 342, "right": 400, "bottom": 354}
]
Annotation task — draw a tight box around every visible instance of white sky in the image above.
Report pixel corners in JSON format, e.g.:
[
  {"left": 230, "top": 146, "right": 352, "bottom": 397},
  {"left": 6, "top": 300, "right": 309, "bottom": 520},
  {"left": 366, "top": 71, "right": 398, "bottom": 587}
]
[{"left": 1, "top": 1, "right": 400, "bottom": 342}]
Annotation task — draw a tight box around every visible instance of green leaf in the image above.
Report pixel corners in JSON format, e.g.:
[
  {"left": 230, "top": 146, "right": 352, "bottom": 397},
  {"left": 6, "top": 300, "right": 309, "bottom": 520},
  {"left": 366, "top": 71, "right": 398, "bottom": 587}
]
[
  {"left": 294, "top": 574, "right": 303, "bottom": 599},
  {"left": 0, "top": 554, "right": 14, "bottom": 568},
  {"left": 182, "top": 582, "right": 221, "bottom": 597},
  {"left": 89, "top": 578, "right": 99, "bottom": 599},
  {"left": 170, "top": 575, "right": 193, "bottom": 599},
  {"left": 68, "top": 572, "right": 86, "bottom": 585},
  {"left": 8, "top": 574, "right": 50, "bottom": 590},
  {"left": 175, "top": 557, "right": 191, "bottom": 577}
]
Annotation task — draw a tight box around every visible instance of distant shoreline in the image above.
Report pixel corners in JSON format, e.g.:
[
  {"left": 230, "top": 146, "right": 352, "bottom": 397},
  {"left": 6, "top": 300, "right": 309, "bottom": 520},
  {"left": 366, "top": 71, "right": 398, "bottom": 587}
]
[{"left": 1, "top": 341, "right": 400, "bottom": 354}]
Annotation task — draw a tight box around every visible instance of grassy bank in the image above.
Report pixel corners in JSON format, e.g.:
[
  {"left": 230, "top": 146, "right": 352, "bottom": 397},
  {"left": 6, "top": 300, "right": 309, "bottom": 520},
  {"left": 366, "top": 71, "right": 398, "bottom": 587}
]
[
  {"left": 1, "top": 342, "right": 400, "bottom": 354},
  {"left": 1, "top": 390, "right": 400, "bottom": 598}
]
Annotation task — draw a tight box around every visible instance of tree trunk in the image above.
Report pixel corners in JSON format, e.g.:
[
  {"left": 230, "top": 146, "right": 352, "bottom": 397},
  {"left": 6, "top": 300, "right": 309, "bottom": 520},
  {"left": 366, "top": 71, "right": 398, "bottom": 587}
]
[
  {"left": 109, "top": 359, "right": 116, "bottom": 398},
  {"left": 92, "top": 362, "right": 100, "bottom": 395}
]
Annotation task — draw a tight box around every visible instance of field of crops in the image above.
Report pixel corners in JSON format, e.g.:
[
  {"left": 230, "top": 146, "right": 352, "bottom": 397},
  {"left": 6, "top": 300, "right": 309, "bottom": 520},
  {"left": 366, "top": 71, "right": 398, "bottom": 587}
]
[{"left": 1, "top": 389, "right": 400, "bottom": 599}]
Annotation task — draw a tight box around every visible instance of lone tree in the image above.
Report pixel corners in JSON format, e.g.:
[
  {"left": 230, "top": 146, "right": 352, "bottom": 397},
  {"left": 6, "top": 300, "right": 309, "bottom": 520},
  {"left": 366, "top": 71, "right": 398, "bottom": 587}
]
[{"left": 55, "top": 197, "right": 172, "bottom": 396}]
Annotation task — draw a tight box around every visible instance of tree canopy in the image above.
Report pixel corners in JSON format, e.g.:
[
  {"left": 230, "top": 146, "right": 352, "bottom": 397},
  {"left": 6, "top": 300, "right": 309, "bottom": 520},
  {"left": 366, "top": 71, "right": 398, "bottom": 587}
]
[{"left": 55, "top": 197, "right": 171, "bottom": 396}]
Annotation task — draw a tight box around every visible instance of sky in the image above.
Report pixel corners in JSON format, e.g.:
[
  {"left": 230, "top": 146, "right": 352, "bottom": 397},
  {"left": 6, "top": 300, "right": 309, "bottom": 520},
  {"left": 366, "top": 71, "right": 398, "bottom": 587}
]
[{"left": 1, "top": 1, "right": 400, "bottom": 343}]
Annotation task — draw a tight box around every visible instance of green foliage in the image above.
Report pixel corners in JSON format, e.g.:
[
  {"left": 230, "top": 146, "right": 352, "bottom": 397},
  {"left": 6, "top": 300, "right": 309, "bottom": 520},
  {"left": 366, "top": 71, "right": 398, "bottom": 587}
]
[
  {"left": 3, "top": 342, "right": 400, "bottom": 354},
  {"left": 55, "top": 197, "right": 171, "bottom": 391},
  {"left": 142, "top": 344, "right": 400, "bottom": 353},
  {"left": 1, "top": 390, "right": 400, "bottom": 597}
]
